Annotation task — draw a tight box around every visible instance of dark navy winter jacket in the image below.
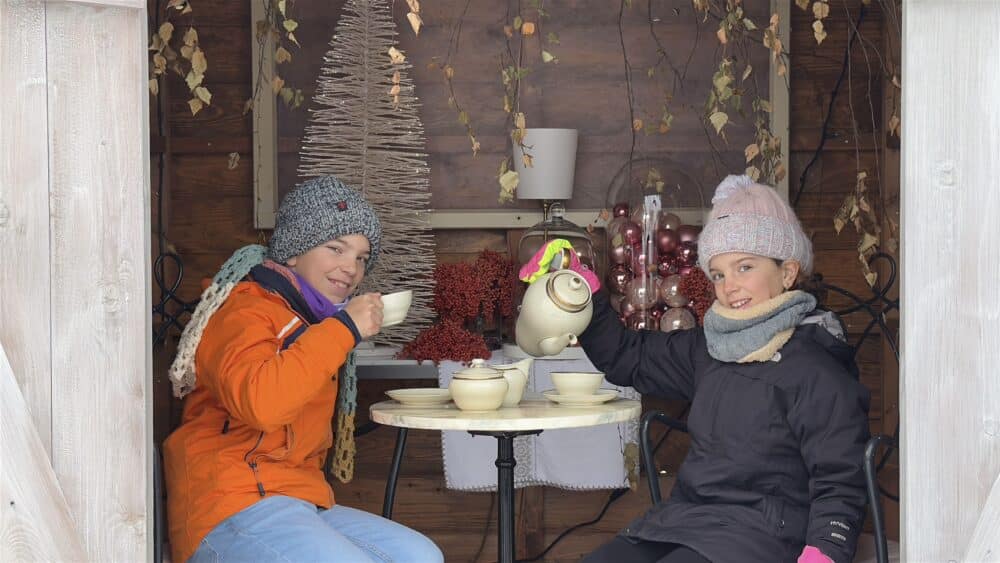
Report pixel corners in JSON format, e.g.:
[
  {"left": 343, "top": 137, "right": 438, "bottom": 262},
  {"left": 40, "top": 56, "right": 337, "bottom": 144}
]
[{"left": 579, "top": 291, "right": 871, "bottom": 563}]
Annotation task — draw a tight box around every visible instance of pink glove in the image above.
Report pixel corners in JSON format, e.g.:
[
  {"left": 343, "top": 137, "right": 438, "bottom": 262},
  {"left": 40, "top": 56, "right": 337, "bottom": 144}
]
[
  {"left": 797, "top": 546, "right": 834, "bottom": 563},
  {"left": 518, "top": 239, "right": 600, "bottom": 293}
]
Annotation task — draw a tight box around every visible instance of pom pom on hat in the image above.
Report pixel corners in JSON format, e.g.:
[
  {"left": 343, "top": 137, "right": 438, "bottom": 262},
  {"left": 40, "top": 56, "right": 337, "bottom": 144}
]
[
  {"left": 268, "top": 176, "right": 382, "bottom": 273},
  {"left": 698, "top": 175, "right": 813, "bottom": 275}
]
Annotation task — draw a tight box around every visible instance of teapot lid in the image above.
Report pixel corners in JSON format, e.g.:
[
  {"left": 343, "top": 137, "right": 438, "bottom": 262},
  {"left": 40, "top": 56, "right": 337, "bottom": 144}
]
[
  {"left": 453, "top": 358, "right": 502, "bottom": 380},
  {"left": 546, "top": 270, "right": 592, "bottom": 313}
]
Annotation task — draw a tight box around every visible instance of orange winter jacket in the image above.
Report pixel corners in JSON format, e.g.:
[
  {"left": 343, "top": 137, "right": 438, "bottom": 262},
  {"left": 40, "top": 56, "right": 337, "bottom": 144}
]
[{"left": 163, "top": 278, "right": 358, "bottom": 563}]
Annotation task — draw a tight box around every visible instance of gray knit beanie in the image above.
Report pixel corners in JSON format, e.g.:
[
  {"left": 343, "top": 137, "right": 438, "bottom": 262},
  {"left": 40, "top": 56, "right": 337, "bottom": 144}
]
[{"left": 268, "top": 176, "right": 382, "bottom": 273}]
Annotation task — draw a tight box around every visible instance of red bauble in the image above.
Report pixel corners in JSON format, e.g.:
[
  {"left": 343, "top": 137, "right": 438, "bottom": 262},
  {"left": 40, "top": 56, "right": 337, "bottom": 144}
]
[
  {"left": 676, "top": 224, "right": 701, "bottom": 244},
  {"left": 620, "top": 295, "right": 639, "bottom": 318},
  {"left": 655, "top": 228, "right": 679, "bottom": 255},
  {"left": 625, "top": 277, "right": 660, "bottom": 310},
  {"left": 649, "top": 305, "right": 665, "bottom": 323},
  {"left": 612, "top": 202, "right": 630, "bottom": 218},
  {"left": 676, "top": 241, "right": 698, "bottom": 266},
  {"left": 657, "top": 253, "right": 679, "bottom": 277},
  {"left": 658, "top": 212, "right": 682, "bottom": 232},
  {"left": 606, "top": 264, "right": 633, "bottom": 295},
  {"left": 630, "top": 246, "right": 658, "bottom": 276},
  {"left": 628, "top": 311, "right": 655, "bottom": 331},
  {"left": 621, "top": 220, "right": 643, "bottom": 246},
  {"left": 609, "top": 244, "right": 632, "bottom": 265}
]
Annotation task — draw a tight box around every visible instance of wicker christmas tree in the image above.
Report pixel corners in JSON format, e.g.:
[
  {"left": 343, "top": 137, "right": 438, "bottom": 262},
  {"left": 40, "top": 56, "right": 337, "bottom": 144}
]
[{"left": 299, "top": 0, "right": 435, "bottom": 345}]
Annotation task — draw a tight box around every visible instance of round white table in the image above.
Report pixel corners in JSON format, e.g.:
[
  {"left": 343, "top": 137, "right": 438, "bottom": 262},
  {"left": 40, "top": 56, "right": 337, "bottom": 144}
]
[{"left": 370, "top": 396, "right": 641, "bottom": 563}]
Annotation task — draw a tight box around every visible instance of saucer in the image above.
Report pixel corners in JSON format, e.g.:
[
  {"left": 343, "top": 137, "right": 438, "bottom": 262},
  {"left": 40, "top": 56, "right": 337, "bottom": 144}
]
[
  {"left": 386, "top": 388, "right": 452, "bottom": 407},
  {"left": 542, "top": 389, "right": 618, "bottom": 406}
]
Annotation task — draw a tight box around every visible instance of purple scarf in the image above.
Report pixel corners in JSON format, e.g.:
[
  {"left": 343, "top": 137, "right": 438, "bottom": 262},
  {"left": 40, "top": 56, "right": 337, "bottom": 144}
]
[{"left": 292, "top": 272, "right": 349, "bottom": 320}]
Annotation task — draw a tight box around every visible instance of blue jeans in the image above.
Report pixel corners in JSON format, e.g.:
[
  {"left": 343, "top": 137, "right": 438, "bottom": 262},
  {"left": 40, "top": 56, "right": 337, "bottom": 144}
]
[{"left": 190, "top": 496, "right": 443, "bottom": 563}]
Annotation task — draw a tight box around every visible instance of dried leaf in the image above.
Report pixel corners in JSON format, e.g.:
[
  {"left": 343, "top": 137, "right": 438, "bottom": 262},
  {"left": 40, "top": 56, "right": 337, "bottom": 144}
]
[
  {"left": 498, "top": 169, "right": 520, "bottom": 200},
  {"left": 743, "top": 18, "right": 757, "bottom": 31},
  {"left": 272, "top": 75, "right": 285, "bottom": 93},
  {"left": 283, "top": 19, "right": 298, "bottom": 32},
  {"left": 287, "top": 32, "right": 300, "bottom": 47},
  {"left": 813, "top": 20, "right": 827, "bottom": 45},
  {"left": 443, "top": 65, "right": 454, "bottom": 79},
  {"left": 541, "top": 50, "right": 557, "bottom": 63},
  {"left": 813, "top": 1, "right": 830, "bottom": 19},
  {"left": 183, "top": 27, "right": 198, "bottom": 47},
  {"left": 227, "top": 152, "right": 240, "bottom": 170},
  {"left": 388, "top": 46, "right": 405, "bottom": 64},
  {"left": 504, "top": 25, "right": 514, "bottom": 38},
  {"left": 158, "top": 22, "right": 174, "bottom": 43},
  {"left": 514, "top": 112, "right": 526, "bottom": 130},
  {"left": 744, "top": 143, "right": 760, "bottom": 163},
  {"left": 745, "top": 165, "right": 761, "bottom": 181},
  {"left": 795, "top": 0, "right": 810, "bottom": 9},
  {"left": 181, "top": 4, "right": 192, "bottom": 14},
  {"left": 188, "top": 98, "right": 203, "bottom": 115},
  {"left": 513, "top": 16, "right": 523, "bottom": 30},
  {"left": 280, "top": 86, "right": 294, "bottom": 105},
  {"left": 858, "top": 232, "right": 879, "bottom": 253},
  {"left": 470, "top": 136, "right": 481, "bottom": 155},
  {"left": 276, "top": 46, "right": 292, "bottom": 64},
  {"left": 180, "top": 44, "right": 193, "bottom": 60},
  {"left": 742, "top": 64, "right": 753, "bottom": 82},
  {"left": 243, "top": 99, "right": 254, "bottom": 115},
  {"left": 458, "top": 110, "right": 469, "bottom": 125},
  {"left": 775, "top": 162, "right": 787, "bottom": 182},
  {"left": 633, "top": 118, "right": 643, "bottom": 131},
  {"left": 521, "top": 22, "right": 536, "bottom": 36},
  {"left": 599, "top": 209, "right": 611, "bottom": 222},
  {"left": 758, "top": 99, "right": 773, "bottom": 113},
  {"left": 709, "top": 111, "right": 729, "bottom": 134},
  {"left": 547, "top": 32, "right": 560, "bottom": 44},
  {"left": 388, "top": 84, "right": 401, "bottom": 96},
  {"left": 888, "top": 114, "right": 901, "bottom": 136},
  {"left": 153, "top": 53, "right": 167, "bottom": 74},
  {"left": 185, "top": 70, "right": 203, "bottom": 90},
  {"left": 194, "top": 86, "right": 212, "bottom": 104},
  {"left": 522, "top": 153, "right": 534, "bottom": 168},
  {"left": 406, "top": 0, "right": 421, "bottom": 12},
  {"left": 149, "top": 34, "right": 165, "bottom": 52},
  {"left": 148, "top": 79, "right": 159, "bottom": 96},
  {"left": 716, "top": 26, "right": 727, "bottom": 45},
  {"left": 191, "top": 48, "right": 207, "bottom": 75},
  {"left": 278, "top": 0, "right": 286, "bottom": 16},
  {"left": 167, "top": 0, "right": 186, "bottom": 9},
  {"left": 407, "top": 12, "right": 422, "bottom": 35}
]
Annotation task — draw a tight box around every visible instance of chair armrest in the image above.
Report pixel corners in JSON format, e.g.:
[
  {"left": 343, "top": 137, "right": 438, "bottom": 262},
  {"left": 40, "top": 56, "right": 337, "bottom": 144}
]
[
  {"left": 863, "top": 434, "right": 898, "bottom": 563},
  {"left": 640, "top": 410, "right": 689, "bottom": 505}
]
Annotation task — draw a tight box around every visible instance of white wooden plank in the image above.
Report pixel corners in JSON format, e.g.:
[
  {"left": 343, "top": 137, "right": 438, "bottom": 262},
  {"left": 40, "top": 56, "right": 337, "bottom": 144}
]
[
  {"left": 964, "top": 471, "right": 1000, "bottom": 562},
  {"left": 902, "top": 1, "right": 1000, "bottom": 560},
  {"left": 0, "top": 0, "right": 53, "bottom": 455},
  {"left": 0, "top": 341, "right": 87, "bottom": 562},
  {"left": 45, "top": 0, "right": 144, "bottom": 10},
  {"left": 45, "top": 2, "right": 151, "bottom": 561}
]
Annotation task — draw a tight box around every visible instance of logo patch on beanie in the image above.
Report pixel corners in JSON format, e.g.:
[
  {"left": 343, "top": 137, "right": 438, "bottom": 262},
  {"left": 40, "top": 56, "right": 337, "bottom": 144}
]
[{"left": 336, "top": 200, "right": 348, "bottom": 211}]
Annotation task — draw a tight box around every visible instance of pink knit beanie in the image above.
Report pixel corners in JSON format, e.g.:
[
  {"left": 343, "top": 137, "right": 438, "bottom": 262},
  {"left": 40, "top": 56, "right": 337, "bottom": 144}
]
[{"left": 697, "top": 175, "right": 813, "bottom": 275}]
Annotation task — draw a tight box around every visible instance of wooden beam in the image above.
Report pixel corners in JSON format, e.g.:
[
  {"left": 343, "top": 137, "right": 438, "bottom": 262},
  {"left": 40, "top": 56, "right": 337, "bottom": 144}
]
[
  {"left": 45, "top": 2, "right": 152, "bottom": 560},
  {"left": 0, "top": 342, "right": 87, "bottom": 562}
]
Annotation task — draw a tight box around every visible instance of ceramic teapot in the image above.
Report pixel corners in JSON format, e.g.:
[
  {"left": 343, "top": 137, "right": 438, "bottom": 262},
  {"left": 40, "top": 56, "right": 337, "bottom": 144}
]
[
  {"left": 491, "top": 358, "right": 534, "bottom": 407},
  {"left": 515, "top": 270, "right": 593, "bottom": 357},
  {"left": 449, "top": 359, "right": 508, "bottom": 411}
]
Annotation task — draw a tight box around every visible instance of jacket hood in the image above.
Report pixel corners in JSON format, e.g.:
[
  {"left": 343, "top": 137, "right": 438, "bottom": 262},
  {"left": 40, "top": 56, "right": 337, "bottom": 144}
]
[{"left": 798, "top": 310, "right": 858, "bottom": 378}]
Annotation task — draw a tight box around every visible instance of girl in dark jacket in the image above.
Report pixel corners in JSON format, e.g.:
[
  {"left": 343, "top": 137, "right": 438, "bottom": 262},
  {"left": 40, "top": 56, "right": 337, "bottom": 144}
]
[{"left": 579, "top": 175, "right": 870, "bottom": 563}]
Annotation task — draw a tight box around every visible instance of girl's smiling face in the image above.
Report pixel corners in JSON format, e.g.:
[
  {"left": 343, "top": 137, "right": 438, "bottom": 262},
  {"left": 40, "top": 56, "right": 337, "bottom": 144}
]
[
  {"left": 286, "top": 234, "right": 370, "bottom": 304},
  {"left": 707, "top": 252, "right": 800, "bottom": 309}
]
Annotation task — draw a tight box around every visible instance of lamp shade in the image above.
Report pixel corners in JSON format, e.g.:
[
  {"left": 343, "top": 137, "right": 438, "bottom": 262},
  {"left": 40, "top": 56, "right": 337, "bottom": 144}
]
[{"left": 513, "top": 128, "right": 578, "bottom": 200}]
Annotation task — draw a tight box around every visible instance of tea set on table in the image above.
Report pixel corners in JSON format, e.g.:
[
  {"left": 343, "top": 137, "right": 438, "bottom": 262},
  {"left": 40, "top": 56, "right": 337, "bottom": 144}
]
[{"left": 383, "top": 244, "right": 617, "bottom": 411}]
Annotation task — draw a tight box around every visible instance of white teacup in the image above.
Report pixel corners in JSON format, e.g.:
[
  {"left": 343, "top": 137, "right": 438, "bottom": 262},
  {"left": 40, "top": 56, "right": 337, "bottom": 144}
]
[
  {"left": 381, "top": 290, "right": 412, "bottom": 327},
  {"left": 550, "top": 371, "right": 604, "bottom": 396}
]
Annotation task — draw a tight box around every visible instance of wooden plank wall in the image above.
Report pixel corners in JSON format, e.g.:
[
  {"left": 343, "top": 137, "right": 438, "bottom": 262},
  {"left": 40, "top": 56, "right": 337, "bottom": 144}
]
[
  {"left": 151, "top": 0, "right": 900, "bottom": 557},
  {"left": 0, "top": 0, "right": 53, "bottom": 455},
  {"left": 902, "top": 1, "right": 1000, "bottom": 559}
]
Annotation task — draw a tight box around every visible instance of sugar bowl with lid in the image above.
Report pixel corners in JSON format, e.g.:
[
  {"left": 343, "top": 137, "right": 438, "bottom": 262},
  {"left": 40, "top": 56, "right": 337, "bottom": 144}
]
[{"left": 449, "top": 359, "right": 509, "bottom": 412}]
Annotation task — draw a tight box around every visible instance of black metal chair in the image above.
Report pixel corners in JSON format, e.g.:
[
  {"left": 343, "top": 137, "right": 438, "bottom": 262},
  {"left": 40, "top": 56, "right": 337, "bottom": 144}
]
[{"left": 640, "top": 253, "right": 899, "bottom": 563}]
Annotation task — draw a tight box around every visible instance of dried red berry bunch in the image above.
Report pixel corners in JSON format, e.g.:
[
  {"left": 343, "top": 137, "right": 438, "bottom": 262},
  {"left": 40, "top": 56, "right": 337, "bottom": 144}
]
[
  {"left": 400, "top": 250, "right": 517, "bottom": 363},
  {"left": 399, "top": 318, "right": 490, "bottom": 364},
  {"left": 678, "top": 267, "right": 715, "bottom": 325}
]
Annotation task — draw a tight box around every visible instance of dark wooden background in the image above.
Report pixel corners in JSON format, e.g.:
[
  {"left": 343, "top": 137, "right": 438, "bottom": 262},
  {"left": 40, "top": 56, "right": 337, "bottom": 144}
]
[{"left": 151, "top": 1, "right": 900, "bottom": 559}]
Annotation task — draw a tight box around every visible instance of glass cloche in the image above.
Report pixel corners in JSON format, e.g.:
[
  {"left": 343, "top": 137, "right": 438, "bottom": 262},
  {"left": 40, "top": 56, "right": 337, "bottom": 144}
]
[{"left": 516, "top": 202, "right": 598, "bottom": 274}]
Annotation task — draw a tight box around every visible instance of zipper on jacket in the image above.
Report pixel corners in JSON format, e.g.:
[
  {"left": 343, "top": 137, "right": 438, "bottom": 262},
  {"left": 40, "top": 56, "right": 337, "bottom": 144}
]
[
  {"left": 244, "top": 431, "right": 266, "bottom": 496},
  {"left": 221, "top": 418, "right": 230, "bottom": 434}
]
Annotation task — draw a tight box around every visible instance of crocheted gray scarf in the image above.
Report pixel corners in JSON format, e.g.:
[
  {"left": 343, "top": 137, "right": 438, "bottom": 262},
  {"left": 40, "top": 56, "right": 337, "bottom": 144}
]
[{"left": 703, "top": 290, "right": 817, "bottom": 363}]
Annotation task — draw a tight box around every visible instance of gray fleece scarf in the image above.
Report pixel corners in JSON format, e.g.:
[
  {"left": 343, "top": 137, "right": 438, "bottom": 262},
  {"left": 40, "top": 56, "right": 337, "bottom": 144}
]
[{"left": 703, "top": 290, "right": 817, "bottom": 363}]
